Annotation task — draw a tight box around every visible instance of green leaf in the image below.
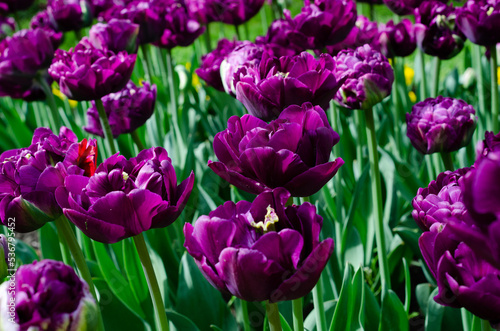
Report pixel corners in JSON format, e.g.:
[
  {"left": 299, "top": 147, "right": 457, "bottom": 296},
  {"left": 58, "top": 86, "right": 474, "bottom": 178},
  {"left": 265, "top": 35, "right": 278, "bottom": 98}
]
[
  {"left": 362, "top": 283, "right": 380, "bottom": 331},
  {"left": 378, "top": 290, "right": 408, "bottom": 331},
  {"left": 39, "top": 223, "right": 63, "bottom": 261},
  {"left": 425, "top": 288, "right": 444, "bottom": 331},
  {"left": 166, "top": 309, "right": 201, "bottom": 331},
  {"left": 122, "top": 239, "right": 150, "bottom": 304},
  {"left": 92, "top": 241, "right": 146, "bottom": 319},
  {"left": 15, "top": 238, "right": 39, "bottom": 265},
  {"left": 416, "top": 283, "right": 434, "bottom": 316},
  {"left": 330, "top": 264, "right": 354, "bottom": 331}
]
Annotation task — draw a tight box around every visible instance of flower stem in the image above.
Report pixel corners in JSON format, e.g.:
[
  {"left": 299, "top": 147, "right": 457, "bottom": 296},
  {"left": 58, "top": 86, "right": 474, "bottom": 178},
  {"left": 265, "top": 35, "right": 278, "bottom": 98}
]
[
  {"left": 481, "top": 319, "right": 493, "bottom": 331},
  {"left": 241, "top": 300, "right": 251, "bottom": 331},
  {"left": 265, "top": 301, "right": 282, "bottom": 331},
  {"left": 165, "top": 48, "right": 178, "bottom": 125},
  {"left": 140, "top": 44, "right": 154, "bottom": 82},
  {"left": 312, "top": 278, "right": 327, "bottom": 331},
  {"left": 204, "top": 24, "right": 212, "bottom": 53},
  {"left": 95, "top": 98, "right": 117, "bottom": 155},
  {"left": 490, "top": 45, "right": 499, "bottom": 133},
  {"left": 418, "top": 49, "right": 428, "bottom": 100},
  {"left": 440, "top": 152, "right": 454, "bottom": 171},
  {"left": 234, "top": 24, "right": 242, "bottom": 40},
  {"left": 54, "top": 216, "right": 105, "bottom": 331},
  {"left": 474, "top": 45, "right": 487, "bottom": 122},
  {"left": 38, "top": 77, "right": 61, "bottom": 131},
  {"left": 432, "top": 57, "right": 441, "bottom": 98},
  {"left": 133, "top": 233, "right": 170, "bottom": 331},
  {"left": 292, "top": 298, "right": 303, "bottom": 331},
  {"left": 130, "top": 130, "right": 146, "bottom": 151},
  {"left": 363, "top": 108, "right": 391, "bottom": 298},
  {"left": 55, "top": 223, "right": 72, "bottom": 265}
]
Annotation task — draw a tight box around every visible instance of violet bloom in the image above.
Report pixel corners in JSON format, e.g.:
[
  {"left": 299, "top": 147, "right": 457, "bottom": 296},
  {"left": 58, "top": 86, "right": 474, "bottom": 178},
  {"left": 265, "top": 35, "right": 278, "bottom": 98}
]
[
  {"left": 323, "top": 15, "right": 378, "bottom": 56},
  {"left": 285, "top": 0, "right": 357, "bottom": 51},
  {"left": 185, "top": 0, "right": 222, "bottom": 24},
  {"left": 55, "top": 147, "right": 195, "bottom": 243},
  {"left": 456, "top": 0, "right": 500, "bottom": 46},
  {"left": 47, "top": 0, "right": 94, "bottom": 32},
  {"left": 89, "top": 19, "right": 139, "bottom": 54},
  {"left": 255, "top": 19, "right": 305, "bottom": 57},
  {"left": 383, "top": 0, "right": 446, "bottom": 15},
  {"left": 375, "top": 19, "right": 416, "bottom": 58},
  {"left": 332, "top": 44, "right": 394, "bottom": 110},
  {"left": 49, "top": 39, "right": 136, "bottom": 101},
  {"left": 196, "top": 38, "right": 243, "bottom": 91},
  {"left": 414, "top": 1, "right": 465, "bottom": 60},
  {"left": 84, "top": 80, "right": 156, "bottom": 138},
  {"left": 476, "top": 131, "right": 500, "bottom": 163},
  {"left": 0, "top": 127, "right": 97, "bottom": 233},
  {"left": 0, "top": 0, "right": 34, "bottom": 12},
  {"left": 412, "top": 167, "right": 471, "bottom": 232},
  {"left": 208, "top": 103, "right": 344, "bottom": 197},
  {"left": 0, "top": 259, "right": 98, "bottom": 330},
  {"left": 0, "top": 28, "right": 58, "bottom": 100},
  {"left": 154, "top": 2, "right": 205, "bottom": 49},
  {"left": 220, "top": 0, "right": 266, "bottom": 26},
  {"left": 236, "top": 51, "right": 344, "bottom": 121},
  {"left": 406, "top": 96, "right": 477, "bottom": 154},
  {"left": 184, "top": 188, "right": 334, "bottom": 302},
  {"left": 220, "top": 41, "right": 265, "bottom": 96}
]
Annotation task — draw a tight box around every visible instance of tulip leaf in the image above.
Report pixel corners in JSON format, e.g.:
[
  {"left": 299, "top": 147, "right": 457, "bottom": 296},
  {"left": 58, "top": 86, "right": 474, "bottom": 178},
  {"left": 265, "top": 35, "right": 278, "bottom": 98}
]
[
  {"left": 378, "top": 290, "right": 408, "bottom": 331},
  {"left": 92, "top": 241, "right": 146, "bottom": 319},
  {"left": 304, "top": 300, "right": 337, "bottom": 331},
  {"left": 39, "top": 223, "right": 63, "bottom": 261},
  {"left": 263, "top": 312, "right": 292, "bottom": 331},
  {"left": 122, "top": 239, "right": 150, "bottom": 307},
  {"left": 330, "top": 264, "right": 355, "bottom": 331},
  {"left": 14, "top": 238, "right": 39, "bottom": 265},
  {"left": 165, "top": 309, "right": 201, "bottom": 331},
  {"left": 416, "top": 283, "right": 434, "bottom": 315},
  {"left": 425, "top": 288, "right": 444, "bottom": 331},
  {"left": 362, "top": 283, "right": 380, "bottom": 331}
]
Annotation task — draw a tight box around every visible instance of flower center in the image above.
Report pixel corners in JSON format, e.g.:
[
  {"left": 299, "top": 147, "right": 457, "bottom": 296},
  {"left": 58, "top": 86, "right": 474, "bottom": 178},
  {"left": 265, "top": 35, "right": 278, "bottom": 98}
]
[
  {"left": 251, "top": 205, "right": 279, "bottom": 232},
  {"left": 487, "top": 6, "right": 494, "bottom": 16},
  {"left": 122, "top": 171, "right": 129, "bottom": 181}
]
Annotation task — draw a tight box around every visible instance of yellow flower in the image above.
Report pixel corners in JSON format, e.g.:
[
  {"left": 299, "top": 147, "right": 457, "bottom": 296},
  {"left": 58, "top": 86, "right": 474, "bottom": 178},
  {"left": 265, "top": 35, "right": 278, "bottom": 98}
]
[
  {"left": 408, "top": 91, "right": 417, "bottom": 103},
  {"left": 52, "top": 87, "right": 78, "bottom": 108},
  {"left": 404, "top": 65, "right": 415, "bottom": 86},
  {"left": 497, "top": 66, "right": 500, "bottom": 85}
]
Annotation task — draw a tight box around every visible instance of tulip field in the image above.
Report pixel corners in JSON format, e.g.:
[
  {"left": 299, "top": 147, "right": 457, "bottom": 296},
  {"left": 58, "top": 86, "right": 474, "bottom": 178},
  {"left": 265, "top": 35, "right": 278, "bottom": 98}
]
[{"left": 1, "top": 0, "right": 500, "bottom": 330}]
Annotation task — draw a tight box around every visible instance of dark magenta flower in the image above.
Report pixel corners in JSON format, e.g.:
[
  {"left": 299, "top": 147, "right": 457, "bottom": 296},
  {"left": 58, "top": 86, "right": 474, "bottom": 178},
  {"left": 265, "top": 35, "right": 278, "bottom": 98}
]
[
  {"left": 89, "top": 19, "right": 139, "bottom": 54},
  {"left": 0, "top": 128, "right": 97, "bottom": 233},
  {"left": 414, "top": 1, "right": 465, "bottom": 59},
  {"left": 406, "top": 96, "right": 477, "bottom": 154},
  {"left": 476, "top": 131, "right": 500, "bottom": 164},
  {"left": 185, "top": 0, "right": 222, "bottom": 24},
  {"left": 235, "top": 51, "right": 344, "bottom": 121},
  {"left": 0, "top": 0, "right": 34, "bottom": 12},
  {"left": 195, "top": 38, "right": 243, "bottom": 91},
  {"left": 412, "top": 167, "right": 471, "bottom": 232},
  {"left": 323, "top": 15, "right": 378, "bottom": 56},
  {"left": 184, "top": 188, "right": 334, "bottom": 302},
  {"left": 153, "top": 2, "right": 205, "bottom": 49},
  {"left": 255, "top": 18, "right": 305, "bottom": 57},
  {"left": 383, "top": 0, "right": 447, "bottom": 15},
  {"left": 221, "top": 0, "right": 266, "bottom": 26},
  {"left": 84, "top": 80, "right": 156, "bottom": 138},
  {"left": 55, "top": 147, "right": 195, "bottom": 243},
  {"left": 285, "top": 0, "right": 357, "bottom": 50},
  {"left": 0, "top": 259, "right": 98, "bottom": 330},
  {"left": 456, "top": 0, "right": 500, "bottom": 46},
  {"left": 208, "top": 102, "right": 344, "bottom": 197},
  {"left": 375, "top": 19, "right": 416, "bottom": 58},
  {"left": 220, "top": 41, "right": 265, "bottom": 96},
  {"left": 47, "top": 0, "right": 94, "bottom": 32},
  {"left": 49, "top": 39, "right": 136, "bottom": 101},
  {"left": 332, "top": 44, "right": 394, "bottom": 110}
]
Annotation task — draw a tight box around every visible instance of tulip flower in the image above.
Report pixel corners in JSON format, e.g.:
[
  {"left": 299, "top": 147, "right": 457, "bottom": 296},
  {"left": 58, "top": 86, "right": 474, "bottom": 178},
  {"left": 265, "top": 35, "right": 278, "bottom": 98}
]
[
  {"left": 332, "top": 44, "right": 394, "bottom": 110},
  {"left": 476, "top": 131, "right": 500, "bottom": 163},
  {"left": 406, "top": 96, "right": 477, "bottom": 154},
  {"left": 208, "top": 102, "right": 344, "bottom": 197},
  {"left": 49, "top": 38, "right": 136, "bottom": 101},
  {"left": 323, "top": 15, "right": 378, "bottom": 56},
  {"left": 375, "top": 19, "right": 416, "bottom": 58},
  {"left": 0, "top": 127, "right": 97, "bottom": 232},
  {"left": 184, "top": 188, "right": 334, "bottom": 302},
  {"left": 0, "top": 259, "right": 98, "bottom": 330},
  {"left": 55, "top": 147, "right": 195, "bottom": 243},
  {"left": 0, "top": 0, "right": 34, "bottom": 12},
  {"left": 235, "top": 51, "right": 344, "bottom": 121},
  {"left": 456, "top": 0, "right": 500, "bottom": 46},
  {"left": 47, "top": 0, "right": 94, "bottom": 32},
  {"left": 84, "top": 81, "right": 156, "bottom": 138},
  {"left": 255, "top": 19, "right": 305, "bottom": 57},
  {"left": 88, "top": 19, "right": 139, "bottom": 54}
]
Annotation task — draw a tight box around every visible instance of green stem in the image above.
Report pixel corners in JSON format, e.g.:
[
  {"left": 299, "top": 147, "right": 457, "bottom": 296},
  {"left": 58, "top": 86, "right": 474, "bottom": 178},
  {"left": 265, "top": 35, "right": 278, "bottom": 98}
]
[
  {"left": 292, "top": 298, "right": 303, "bottom": 331},
  {"left": 165, "top": 49, "right": 178, "bottom": 125},
  {"left": 204, "top": 24, "right": 212, "bottom": 53},
  {"left": 234, "top": 24, "right": 242, "bottom": 40},
  {"left": 55, "top": 224, "right": 72, "bottom": 265},
  {"left": 461, "top": 308, "right": 472, "bottom": 331},
  {"left": 95, "top": 98, "right": 117, "bottom": 155},
  {"left": 440, "top": 152, "right": 454, "bottom": 171},
  {"left": 432, "top": 57, "right": 441, "bottom": 98},
  {"left": 425, "top": 155, "right": 435, "bottom": 182},
  {"left": 392, "top": 57, "right": 402, "bottom": 154},
  {"left": 241, "top": 300, "right": 251, "bottom": 331},
  {"left": 312, "top": 279, "right": 327, "bottom": 331},
  {"left": 130, "top": 130, "right": 146, "bottom": 151},
  {"left": 140, "top": 44, "right": 154, "bottom": 82},
  {"left": 265, "top": 301, "right": 282, "bottom": 331},
  {"left": 38, "top": 78, "right": 61, "bottom": 131},
  {"left": 354, "top": 109, "right": 367, "bottom": 173},
  {"left": 490, "top": 45, "right": 499, "bottom": 133},
  {"left": 474, "top": 45, "right": 487, "bottom": 124},
  {"left": 364, "top": 108, "right": 391, "bottom": 298},
  {"left": 133, "top": 233, "right": 170, "bottom": 331},
  {"left": 54, "top": 216, "right": 105, "bottom": 331},
  {"left": 418, "top": 49, "right": 428, "bottom": 100}
]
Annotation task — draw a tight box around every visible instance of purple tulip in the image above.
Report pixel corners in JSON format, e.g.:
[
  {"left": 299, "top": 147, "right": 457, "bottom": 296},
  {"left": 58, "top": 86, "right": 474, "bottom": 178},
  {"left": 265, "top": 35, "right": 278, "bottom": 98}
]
[
  {"left": 456, "top": 0, "right": 500, "bottom": 46},
  {"left": 323, "top": 15, "right": 378, "bottom": 56},
  {"left": 84, "top": 80, "right": 156, "bottom": 138},
  {"left": 476, "top": 131, "right": 500, "bottom": 163},
  {"left": 383, "top": 0, "right": 446, "bottom": 15},
  {"left": 332, "top": 44, "right": 394, "bottom": 110},
  {"left": 412, "top": 167, "right": 471, "bottom": 232},
  {"left": 414, "top": 1, "right": 465, "bottom": 59},
  {"left": 375, "top": 19, "right": 416, "bottom": 58},
  {"left": 220, "top": 41, "right": 266, "bottom": 96},
  {"left": 406, "top": 96, "right": 477, "bottom": 154},
  {"left": 49, "top": 38, "right": 136, "bottom": 101},
  {"left": 208, "top": 102, "right": 344, "bottom": 197},
  {"left": 55, "top": 147, "right": 195, "bottom": 243},
  {"left": 0, "top": 0, "right": 34, "bottom": 12},
  {"left": 0, "top": 259, "right": 98, "bottom": 330},
  {"left": 221, "top": 0, "right": 266, "bottom": 26},
  {"left": 184, "top": 188, "right": 334, "bottom": 302},
  {"left": 235, "top": 51, "right": 344, "bottom": 121},
  {"left": 256, "top": 19, "right": 305, "bottom": 57},
  {"left": 0, "top": 128, "right": 98, "bottom": 233},
  {"left": 185, "top": 0, "right": 222, "bottom": 24},
  {"left": 47, "top": 0, "right": 94, "bottom": 32},
  {"left": 196, "top": 38, "right": 243, "bottom": 91},
  {"left": 153, "top": 2, "right": 205, "bottom": 49},
  {"left": 89, "top": 19, "right": 139, "bottom": 54},
  {"left": 285, "top": 0, "right": 357, "bottom": 51}
]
